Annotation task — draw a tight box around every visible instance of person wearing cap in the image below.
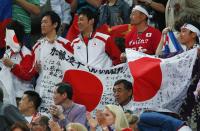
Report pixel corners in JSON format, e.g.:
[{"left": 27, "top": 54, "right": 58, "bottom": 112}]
[
  {"left": 125, "top": 5, "right": 161, "bottom": 55},
  {"left": 156, "top": 21, "right": 200, "bottom": 130}
]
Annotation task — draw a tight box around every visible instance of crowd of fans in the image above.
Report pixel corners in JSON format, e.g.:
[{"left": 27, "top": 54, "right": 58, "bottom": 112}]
[{"left": 0, "top": 0, "right": 200, "bottom": 130}]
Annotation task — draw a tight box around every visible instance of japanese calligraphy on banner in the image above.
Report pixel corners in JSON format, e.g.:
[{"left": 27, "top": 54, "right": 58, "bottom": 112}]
[
  {"left": 126, "top": 48, "right": 197, "bottom": 113},
  {"left": 38, "top": 45, "right": 132, "bottom": 113},
  {"left": 37, "top": 45, "right": 197, "bottom": 114}
]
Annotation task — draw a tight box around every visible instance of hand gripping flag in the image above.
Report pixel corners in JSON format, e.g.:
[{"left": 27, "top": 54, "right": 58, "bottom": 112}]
[
  {"left": 5, "top": 29, "right": 21, "bottom": 53},
  {"left": 163, "top": 31, "right": 184, "bottom": 55}
]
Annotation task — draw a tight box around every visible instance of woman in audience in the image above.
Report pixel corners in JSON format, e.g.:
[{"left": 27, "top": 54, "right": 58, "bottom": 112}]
[
  {"left": 87, "top": 104, "right": 129, "bottom": 131},
  {"left": 66, "top": 123, "right": 88, "bottom": 131}
]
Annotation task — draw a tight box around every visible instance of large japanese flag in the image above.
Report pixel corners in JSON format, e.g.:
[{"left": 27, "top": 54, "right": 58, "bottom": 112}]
[
  {"left": 126, "top": 48, "right": 197, "bottom": 113},
  {"left": 36, "top": 43, "right": 197, "bottom": 115}
]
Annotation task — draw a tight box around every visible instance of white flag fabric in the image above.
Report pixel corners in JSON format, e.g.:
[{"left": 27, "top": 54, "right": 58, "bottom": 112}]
[
  {"left": 0, "top": 61, "right": 16, "bottom": 105},
  {"left": 126, "top": 48, "right": 197, "bottom": 113},
  {"left": 37, "top": 44, "right": 197, "bottom": 114},
  {"left": 5, "top": 29, "right": 21, "bottom": 53}
]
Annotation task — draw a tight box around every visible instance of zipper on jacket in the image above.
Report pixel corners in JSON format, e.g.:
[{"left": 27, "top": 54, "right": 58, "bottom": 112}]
[{"left": 86, "top": 45, "right": 88, "bottom": 63}]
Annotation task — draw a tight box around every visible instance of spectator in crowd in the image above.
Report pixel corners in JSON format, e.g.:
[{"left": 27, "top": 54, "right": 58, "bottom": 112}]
[
  {"left": 87, "top": 104, "right": 129, "bottom": 131},
  {"left": 124, "top": 5, "right": 161, "bottom": 55},
  {"left": 166, "top": 0, "right": 200, "bottom": 30},
  {"left": 2, "top": 21, "right": 33, "bottom": 105},
  {"left": 0, "top": 86, "right": 27, "bottom": 131},
  {"left": 12, "top": 0, "right": 40, "bottom": 49},
  {"left": 66, "top": 0, "right": 101, "bottom": 42},
  {"left": 98, "top": 0, "right": 130, "bottom": 27},
  {"left": 18, "top": 91, "right": 41, "bottom": 123},
  {"left": 2, "top": 11, "right": 71, "bottom": 113},
  {"left": 156, "top": 21, "right": 200, "bottom": 56},
  {"left": 11, "top": 122, "right": 29, "bottom": 131},
  {"left": 112, "top": 80, "right": 192, "bottom": 130},
  {"left": 113, "top": 79, "right": 134, "bottom": 112},
  {"left": 30, "top": 115, "right": 50, "bottom": 131},
  {"left": 40, "top": 0, "right": 72, "bottom": 36},
  {"left": 156, "top": 19, "right": 200, "bottom": 130},
  {"left": 125, "top": 111, "right": 139, "bottom": 131},
  {"left": 49, "top": 82, "right": 87, "bottom": 129},
  {"left": 135, "top": 0, "right": 168, "bottom": 31},
  {"left": 70, "top": 7, "right": 122, "bottom": 68}
]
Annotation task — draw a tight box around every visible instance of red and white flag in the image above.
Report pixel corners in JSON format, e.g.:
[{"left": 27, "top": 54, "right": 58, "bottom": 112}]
[
  {"left": 5, "top": 29, "right": 21, "bottom": 53},
  {"left": 126, "top": 48, "right": 197, "bottom": 112}
]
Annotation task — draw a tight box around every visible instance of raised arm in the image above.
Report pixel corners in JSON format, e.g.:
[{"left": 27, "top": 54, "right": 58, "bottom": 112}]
[
  {"left": 15, "top": 0, "right": 40, "bottom": 15},
  {"left": 155, "top": 27, "right": 171, "bottom": 56}
]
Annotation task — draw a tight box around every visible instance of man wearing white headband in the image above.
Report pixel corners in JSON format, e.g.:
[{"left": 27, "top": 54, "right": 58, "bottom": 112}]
[
  {"left": 125, "top": 5, "right": 161, "bottom": 55},
  {"left": 180, "top": 23, "right": 200, "bottom": 50},
  {"left": 155, "top": 20, "right": 200, "bottom": 130}
]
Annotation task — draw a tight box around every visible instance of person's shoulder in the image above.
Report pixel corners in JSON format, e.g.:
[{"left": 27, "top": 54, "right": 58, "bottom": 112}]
[
  {"left": 32, "top": 38, "right": 44, "bottom": 51},
  {"left": 21, "top": 46, "right": 32, "bottom": 56},
  {"left": 57, "top": 36, "right": 71, "bottom": 45},
  {"left": 74, "top": 103, "right": 86, "bottom": 110},
  {"left": 94, "top": 32, "right": 110, "bottom": 41},
  {"left": 71, "top": 37, "right": 81, "bottom": 46},
  {"left": 1, "top": 103, "right": 17, "bottom": 112}
]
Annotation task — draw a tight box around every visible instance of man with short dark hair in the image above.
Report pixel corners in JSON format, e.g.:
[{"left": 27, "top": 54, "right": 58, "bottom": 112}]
[
  {"left": 49, "top": 82, "right": 86, "bottom": 128},
  {"left": 19, "top": 90, "right": 41, "bottom": 123},
  {"left": 0, "top": 86, "right": 27, "bottom": 131},
  {"left": 113, "top": 79, "right": 134, "bottom": 112},
  {"left": 70, "top": 7, "right": 122, "bottom": 68},
  {"left": 3, "top": 11, "right": 72, "bottom": 114},
  {"left": 113, "top": 80, "right": 192, "bottom": 131}
]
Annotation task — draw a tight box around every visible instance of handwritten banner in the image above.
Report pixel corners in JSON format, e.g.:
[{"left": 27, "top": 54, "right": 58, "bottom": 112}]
[{"left": 38, "top": 44, "right": 197, "bottom": 115}]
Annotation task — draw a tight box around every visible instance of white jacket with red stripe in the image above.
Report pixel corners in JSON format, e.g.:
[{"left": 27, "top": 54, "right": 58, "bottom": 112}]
[
  {"left": 11, "top": 36, "right": 71, "bottom": 93},
  {"left": 71, "top": 32, "right": 121, "bottom": 68}
]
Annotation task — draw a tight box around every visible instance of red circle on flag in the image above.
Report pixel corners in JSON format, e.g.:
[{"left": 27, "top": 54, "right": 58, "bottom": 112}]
[
  {"left": 128, "top": 57, "right": 162, "bottom": 101},
  {"left": 63, "top": 70, "right": 103, "bottom": 111},
  {"left": 13, "top": 34, "right": 19, "bottom": 44}
]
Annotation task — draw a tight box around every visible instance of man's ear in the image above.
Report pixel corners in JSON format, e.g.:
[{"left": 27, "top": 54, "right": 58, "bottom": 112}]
[
  {"left": 54, "top": 22, "right": 58, "bottom": 29},
  {"left": 30, "top": 101, "right": 34, "bottom": 108},
  {"left": 192, "top": 32, "right": 197, "bottom": 39},
  {"left": 89, "top": 18, "right": 94, "bottom": 25},
  {"left": 62, "top": 92, "right": 67, "bottom": 99},
  {"left": 128, "top": 89, "right": 133, "bottom": 98}
]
